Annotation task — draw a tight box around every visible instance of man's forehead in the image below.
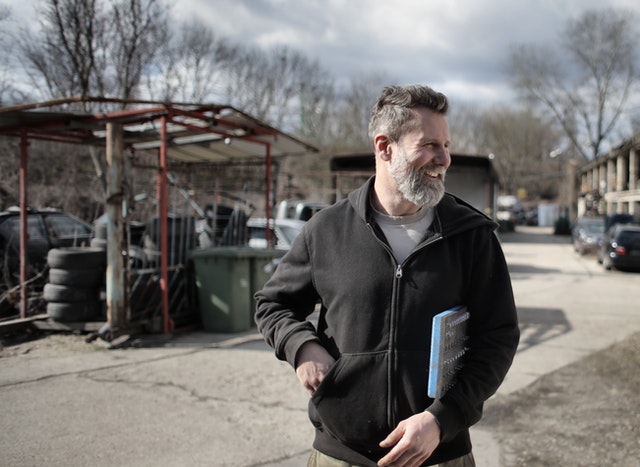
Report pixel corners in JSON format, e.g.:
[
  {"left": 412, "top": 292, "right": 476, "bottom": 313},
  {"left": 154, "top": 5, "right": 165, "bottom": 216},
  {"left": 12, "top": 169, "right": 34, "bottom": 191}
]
[{"left": 402, "top": 110, "right": 449, "bottom": 137}]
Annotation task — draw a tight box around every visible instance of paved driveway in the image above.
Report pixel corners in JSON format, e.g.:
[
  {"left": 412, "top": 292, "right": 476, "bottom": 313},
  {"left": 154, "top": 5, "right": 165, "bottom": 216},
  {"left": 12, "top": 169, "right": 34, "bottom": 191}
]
[
  {"left": 498, "top": 226, "right": 640, "bottom": 395},
  {"left": 1, "top": 226, "right": 638, "bottom": 466}
]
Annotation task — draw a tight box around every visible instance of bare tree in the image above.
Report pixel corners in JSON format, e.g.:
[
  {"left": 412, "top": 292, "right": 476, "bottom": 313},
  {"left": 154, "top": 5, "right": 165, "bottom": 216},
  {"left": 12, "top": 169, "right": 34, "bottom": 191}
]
[
  {"left": 332, "top": 74, "right": 387, "bottom": 152},
  {"left": 474, "top": 106, "right": 563, "bottom": 200},
  {"left": 0, "top": 3, "right": 19, "bottom": 104},
  {"left": 145, "top": 18, "right": 232, "bottom": 103},
  {"left": 17, "top": 0, "right": 169, "bottom": 108},
  {"left": 295, "top": 73, "right": 335, "bottom": 145},
  {"left": 508, "top": 8, "right": 639, "bottom": 161},
  {"left": 223, "top": 45, "right": 333, "bottom": 132},
  {"left": 107, "top": 0, "right": 169, "bottom": 103},
  {"left": 448, "top": 102, "right": 485, "bottom": 155},
  {"left": 18, "top": 0, "right": 107, "bottom": 105}
]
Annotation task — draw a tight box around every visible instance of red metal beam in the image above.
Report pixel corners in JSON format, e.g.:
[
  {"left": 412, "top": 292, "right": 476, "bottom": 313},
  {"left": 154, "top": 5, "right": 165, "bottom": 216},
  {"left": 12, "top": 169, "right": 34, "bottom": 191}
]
[
  {"left": 167, "top": 117, "right": 278, "bottom": 147},
  {"left": 168, "top": 107, "right": 278, "bottom": 137},
  {"left": 265, "top": 143, "right": 273, "bottom": 247},
  {"left": 90, "top": 105, "right": 169, "bottom": 121}
]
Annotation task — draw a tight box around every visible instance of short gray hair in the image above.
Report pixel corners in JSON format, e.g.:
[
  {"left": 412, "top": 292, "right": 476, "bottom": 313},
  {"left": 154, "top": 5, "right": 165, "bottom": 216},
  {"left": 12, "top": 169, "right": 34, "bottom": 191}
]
[{"left": 368, "top": 85, "right": 449, "bottom": 143}]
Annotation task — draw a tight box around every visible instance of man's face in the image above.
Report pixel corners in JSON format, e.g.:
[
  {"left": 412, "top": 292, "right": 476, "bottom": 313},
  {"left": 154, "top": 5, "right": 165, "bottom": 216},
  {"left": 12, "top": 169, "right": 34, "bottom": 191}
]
[{"left": 388, "top": 108, "right": 451, "bottom": 208}]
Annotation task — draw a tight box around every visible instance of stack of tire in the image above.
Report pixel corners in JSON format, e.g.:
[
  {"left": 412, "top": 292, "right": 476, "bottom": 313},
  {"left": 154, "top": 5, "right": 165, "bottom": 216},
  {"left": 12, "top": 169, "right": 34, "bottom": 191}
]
[{"left": 44, "top": 247, "right": 106, "bottom": 323}]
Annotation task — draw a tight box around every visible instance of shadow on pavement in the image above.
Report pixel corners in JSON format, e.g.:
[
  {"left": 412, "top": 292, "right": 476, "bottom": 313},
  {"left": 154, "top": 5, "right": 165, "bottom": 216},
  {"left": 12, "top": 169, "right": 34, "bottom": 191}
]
[
  {"left": 101, "top": 327, "right": 272, "bottom": 351},
  {"left": 507, "top": 263, "right": 562, "bottom": 276},
  {"left": 516, "top": 306, "right": 571, "bottom": 352},
  {"left": 500, "top": 226, "right": 572, "bottom": 245}
]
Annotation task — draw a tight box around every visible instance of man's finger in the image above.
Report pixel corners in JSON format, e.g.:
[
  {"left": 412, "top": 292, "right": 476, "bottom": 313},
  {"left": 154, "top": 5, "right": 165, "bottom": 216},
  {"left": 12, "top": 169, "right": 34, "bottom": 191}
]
[{"left": 379, "top": 425, "right": 403, "bottom": 449}]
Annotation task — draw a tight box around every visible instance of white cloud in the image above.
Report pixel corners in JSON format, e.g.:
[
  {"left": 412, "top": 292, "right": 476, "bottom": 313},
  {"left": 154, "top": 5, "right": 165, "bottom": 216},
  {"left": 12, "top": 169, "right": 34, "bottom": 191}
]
[{"left": 8, "top": 0, "right": 639, "bottom": 106}]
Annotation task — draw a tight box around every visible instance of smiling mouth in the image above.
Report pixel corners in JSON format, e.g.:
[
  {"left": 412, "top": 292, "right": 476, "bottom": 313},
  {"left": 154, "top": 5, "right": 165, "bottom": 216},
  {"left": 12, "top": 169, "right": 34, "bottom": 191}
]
[{"left": 424, "top": 168, "right": 444, "bottom": 179}]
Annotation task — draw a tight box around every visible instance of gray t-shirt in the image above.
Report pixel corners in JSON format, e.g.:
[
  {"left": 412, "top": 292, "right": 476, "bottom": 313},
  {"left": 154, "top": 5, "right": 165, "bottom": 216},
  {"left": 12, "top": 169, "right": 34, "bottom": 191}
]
[{"left": 371, "top": 205, "right": 434, "bottom": 263}]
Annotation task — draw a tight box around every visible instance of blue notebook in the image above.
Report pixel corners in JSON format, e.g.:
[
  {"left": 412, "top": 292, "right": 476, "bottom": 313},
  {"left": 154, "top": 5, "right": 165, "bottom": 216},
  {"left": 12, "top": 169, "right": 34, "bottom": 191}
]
[{"left": 427, "top": 305, "right": 469, "bottom": 399}]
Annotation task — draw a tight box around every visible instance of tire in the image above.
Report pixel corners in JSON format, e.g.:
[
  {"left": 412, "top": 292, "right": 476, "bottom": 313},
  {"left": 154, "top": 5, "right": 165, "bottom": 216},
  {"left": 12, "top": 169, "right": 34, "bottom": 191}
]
[
  {"left": 47, "top": 247, "right": 106, "bottom": 270},
  {"left": 47, "top": 301, "right": 101, "bottom": 322},
  {"left": 48, "top": 268, "right": 104, "bottom": 287},
  {"left": 43, "top": 283, "right": 98, "bottom": 303}
]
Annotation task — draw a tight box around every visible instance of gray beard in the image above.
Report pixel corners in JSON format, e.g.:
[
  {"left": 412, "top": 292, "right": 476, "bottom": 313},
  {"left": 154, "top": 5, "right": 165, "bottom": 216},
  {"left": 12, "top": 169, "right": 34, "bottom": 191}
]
[{"left": 390, "top": 158, "right": 446, "bottom": 208}]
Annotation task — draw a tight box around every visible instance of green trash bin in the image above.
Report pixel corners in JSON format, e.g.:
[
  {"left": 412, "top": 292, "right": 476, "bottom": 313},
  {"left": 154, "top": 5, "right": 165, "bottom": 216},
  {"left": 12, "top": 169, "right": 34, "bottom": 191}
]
[{"left": 190, "top": 247, "right": 285, "bottom": 332}]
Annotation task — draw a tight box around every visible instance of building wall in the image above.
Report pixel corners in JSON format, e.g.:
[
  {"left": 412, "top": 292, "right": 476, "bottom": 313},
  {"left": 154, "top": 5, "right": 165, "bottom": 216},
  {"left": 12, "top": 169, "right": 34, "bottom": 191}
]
[
  {"left": 577, "top": 135, "right": 640, "bottom": 217},
  {"left": 330, "top": 153, "right": 498, "bottom": 218},
  {"left": 445, "top": 164, "right": 496, "bottom": 217}
]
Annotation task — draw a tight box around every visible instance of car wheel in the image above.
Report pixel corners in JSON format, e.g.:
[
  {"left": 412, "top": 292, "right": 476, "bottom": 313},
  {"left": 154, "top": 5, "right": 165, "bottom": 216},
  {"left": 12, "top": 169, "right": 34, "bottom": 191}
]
[
  {"left": 47, "top": 247, "right": 106, "bottom": 270},
  {"left": 43, "top": 283, "right": 99, "bottom": 302},
  {"left": 46, "top": 301, "right": 101, "bottom": 322},
  {"left": 48, "top": 268, "right": 104, "bottom": 287}
]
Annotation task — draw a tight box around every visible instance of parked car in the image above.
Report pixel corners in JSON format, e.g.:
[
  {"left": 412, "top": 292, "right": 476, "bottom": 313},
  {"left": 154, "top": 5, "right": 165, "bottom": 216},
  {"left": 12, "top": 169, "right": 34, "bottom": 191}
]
[
  {"left": 246, "top": 218, "right": 306, "bottom": 250},
  {"left": 276, "top": 199, "right": 328, "bottom": 221},
  {"left": 572, "top": 216, "right": 605, "bottom": 255},
  {"left": 597, "top": 224, "right": 640, "bottom": 271},
  {"left": 604, "top": 213, "right": 639, "bottom": 231},
  {"left": 0, "top": 208, "right": 93, "bottom": 287}
]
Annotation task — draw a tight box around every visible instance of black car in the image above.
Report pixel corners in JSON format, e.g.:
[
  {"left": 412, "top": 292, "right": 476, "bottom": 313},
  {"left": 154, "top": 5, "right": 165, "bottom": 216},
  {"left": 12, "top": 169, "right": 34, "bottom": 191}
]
[
  {"left": 0, "top": 208, "right": 93, "bottom": 287},
  {"left": 572, "top": 216, "right": 605, "bottom": 255},
  {"left": 604, "top": 213, "right": 639, "bottom": 231},
  {"left": 597, "top": 224, "right": 640, "bottom": 271}
]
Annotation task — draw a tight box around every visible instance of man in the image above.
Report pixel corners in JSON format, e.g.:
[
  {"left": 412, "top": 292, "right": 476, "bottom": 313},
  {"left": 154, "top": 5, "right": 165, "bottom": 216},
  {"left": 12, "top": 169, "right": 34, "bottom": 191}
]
[{"left": 255, "top": 85, "right": 519, "bottom": 467}]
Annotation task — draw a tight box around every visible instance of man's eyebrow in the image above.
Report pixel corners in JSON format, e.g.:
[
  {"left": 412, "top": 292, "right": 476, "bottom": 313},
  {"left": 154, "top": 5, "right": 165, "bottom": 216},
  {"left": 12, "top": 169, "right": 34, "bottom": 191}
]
[{"left": 419, "top": 137, "right": 448, "bottom": 145}]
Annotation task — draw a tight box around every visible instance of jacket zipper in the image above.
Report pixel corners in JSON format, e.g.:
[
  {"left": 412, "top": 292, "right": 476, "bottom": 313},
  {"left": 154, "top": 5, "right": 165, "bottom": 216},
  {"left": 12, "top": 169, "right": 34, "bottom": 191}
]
[
  {"left": 367, "top": 223, "right": 444, "bottom": 429},
  {"left": 389, "top": 233, "right": 444, "bottom": 429},
  {"left": 365, "top": 221, "right": 399, "bottom": 429}
]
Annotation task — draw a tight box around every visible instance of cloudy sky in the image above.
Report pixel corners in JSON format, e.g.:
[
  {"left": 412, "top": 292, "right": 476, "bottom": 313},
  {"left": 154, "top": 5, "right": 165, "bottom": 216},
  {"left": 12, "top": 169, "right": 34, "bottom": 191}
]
[
  {"left": 7, "top": 0, "right": 640, "bottom": 106},
  {"left": 171, "top": 0, "right": 639, "bottom": 106}
]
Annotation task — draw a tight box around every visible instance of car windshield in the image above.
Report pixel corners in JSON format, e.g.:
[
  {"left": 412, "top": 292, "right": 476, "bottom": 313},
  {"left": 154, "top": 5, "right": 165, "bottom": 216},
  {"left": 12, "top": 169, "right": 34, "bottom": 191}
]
[
  {"left": 279, "top": 225, "right": 303, "bottom": 244},
  {"left": 3, "top": 216, "right": 47, "bottom": 240},
  {"left": 248, "top": 226, "right": 269, "bottom": 241},
  {"left": 583, "top": 223, "right": 604, "bottom": 234},
  {"left": 45, "top": 214, "right": 91, "bottom": 238}
]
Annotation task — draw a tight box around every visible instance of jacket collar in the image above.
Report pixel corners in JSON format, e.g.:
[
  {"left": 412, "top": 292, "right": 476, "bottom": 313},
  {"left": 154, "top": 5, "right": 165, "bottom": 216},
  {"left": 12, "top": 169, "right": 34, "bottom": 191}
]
[{"left": 348, "top": 176, "right": 497, "bottom": 238}]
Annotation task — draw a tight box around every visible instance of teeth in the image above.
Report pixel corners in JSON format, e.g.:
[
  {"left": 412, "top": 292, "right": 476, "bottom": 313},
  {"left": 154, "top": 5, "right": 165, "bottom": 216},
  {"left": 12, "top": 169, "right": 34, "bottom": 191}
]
[{"left": 425, "top": 170, "right": 441, "bottom": 177}]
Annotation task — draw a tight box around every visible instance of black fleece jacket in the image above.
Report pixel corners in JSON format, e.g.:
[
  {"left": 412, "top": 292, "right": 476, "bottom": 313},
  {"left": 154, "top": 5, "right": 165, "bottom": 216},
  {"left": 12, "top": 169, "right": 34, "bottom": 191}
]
[{"left": 255, "top": 178, "right": 519, "bottom": 466}]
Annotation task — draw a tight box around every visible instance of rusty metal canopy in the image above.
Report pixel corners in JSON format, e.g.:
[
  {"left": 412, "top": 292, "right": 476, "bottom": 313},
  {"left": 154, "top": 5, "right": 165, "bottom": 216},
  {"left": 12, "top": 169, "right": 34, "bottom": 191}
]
[
  {"left": 1, "top": 97, "right": 317, "bottom": 327},
  {"left": 0, "top": 97, "right": 318, "bottom": 161}
]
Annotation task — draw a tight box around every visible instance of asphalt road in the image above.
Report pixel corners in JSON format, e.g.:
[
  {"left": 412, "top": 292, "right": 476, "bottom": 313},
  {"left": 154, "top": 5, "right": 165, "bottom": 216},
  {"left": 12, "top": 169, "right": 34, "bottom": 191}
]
[{"left": 1, "top": 226, "right": 639, "bottom": 466}]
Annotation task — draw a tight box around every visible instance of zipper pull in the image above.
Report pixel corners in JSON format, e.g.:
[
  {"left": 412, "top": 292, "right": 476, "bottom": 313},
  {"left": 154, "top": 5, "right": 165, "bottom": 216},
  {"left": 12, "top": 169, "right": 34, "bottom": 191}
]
[{"left": 395, "top": 264, "right": 403, "bottom": 279}]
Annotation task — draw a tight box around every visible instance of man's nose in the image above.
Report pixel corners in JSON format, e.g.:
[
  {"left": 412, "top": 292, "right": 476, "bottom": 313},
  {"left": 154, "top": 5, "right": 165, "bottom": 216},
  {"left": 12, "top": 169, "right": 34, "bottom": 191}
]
[{"left": 434, "top": 148, "right": 451, "bottom": 167}]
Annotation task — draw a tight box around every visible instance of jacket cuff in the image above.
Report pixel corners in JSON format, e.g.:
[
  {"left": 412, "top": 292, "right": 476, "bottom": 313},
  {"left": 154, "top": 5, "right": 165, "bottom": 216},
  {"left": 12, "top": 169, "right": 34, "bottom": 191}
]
[
  {"left": 281, "top": 331, "right": 319, "bottom": 368},
  {"left": 425, "top": 399, "right": 466, "bottom": 442}
]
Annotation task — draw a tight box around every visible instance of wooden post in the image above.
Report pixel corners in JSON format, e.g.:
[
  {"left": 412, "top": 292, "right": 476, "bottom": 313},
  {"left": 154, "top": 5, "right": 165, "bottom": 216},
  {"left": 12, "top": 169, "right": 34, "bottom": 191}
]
[
  {"left": 105, "top": 122, "right": 126, "bottom": 336},
  {"left": 159, "top": 116, "right": 171, "bottom": 334},
  {"left": 19, "top": 129, "right": 28, "bottom": 318}
]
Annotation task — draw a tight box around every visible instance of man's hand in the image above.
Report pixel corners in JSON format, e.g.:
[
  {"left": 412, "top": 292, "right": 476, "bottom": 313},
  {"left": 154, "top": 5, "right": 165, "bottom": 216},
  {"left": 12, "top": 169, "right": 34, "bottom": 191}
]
[
  {"left": 295, "top": 341, "right": 335, "bottom": 395},
  {"left": 377, "top": 411, "right": 441, "bottom": 467}
]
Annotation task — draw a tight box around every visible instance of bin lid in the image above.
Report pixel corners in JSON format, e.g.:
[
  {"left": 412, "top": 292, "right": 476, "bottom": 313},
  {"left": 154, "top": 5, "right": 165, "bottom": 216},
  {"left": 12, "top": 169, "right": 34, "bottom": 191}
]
[{"left": 189, "top": 246, "right": 286, "bottom": 260}]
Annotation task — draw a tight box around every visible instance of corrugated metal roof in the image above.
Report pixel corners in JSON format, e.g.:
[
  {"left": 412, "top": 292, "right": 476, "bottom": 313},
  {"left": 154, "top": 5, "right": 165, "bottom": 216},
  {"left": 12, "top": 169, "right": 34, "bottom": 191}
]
[{"left": 0, "top": 97, "right": 318, "bottom": 162}]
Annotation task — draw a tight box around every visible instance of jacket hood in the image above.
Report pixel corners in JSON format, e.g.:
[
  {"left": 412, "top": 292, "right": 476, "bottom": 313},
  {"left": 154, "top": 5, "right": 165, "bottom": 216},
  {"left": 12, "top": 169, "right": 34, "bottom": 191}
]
[{"left": 348, "top": 176, "right": 497, "bottom": 238}]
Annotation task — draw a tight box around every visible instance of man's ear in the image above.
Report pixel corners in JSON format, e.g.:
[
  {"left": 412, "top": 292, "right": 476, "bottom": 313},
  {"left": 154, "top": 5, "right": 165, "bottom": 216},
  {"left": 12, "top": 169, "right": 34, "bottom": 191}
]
[{"left": 374, "top": 134, "right": 392, "bottom": 161}]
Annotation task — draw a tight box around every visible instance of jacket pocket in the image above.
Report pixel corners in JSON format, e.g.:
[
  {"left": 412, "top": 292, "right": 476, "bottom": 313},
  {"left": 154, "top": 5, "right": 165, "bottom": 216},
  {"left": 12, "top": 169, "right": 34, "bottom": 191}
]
[{"left": 309, "top": 351, "right": 389, "bottom": 452}]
